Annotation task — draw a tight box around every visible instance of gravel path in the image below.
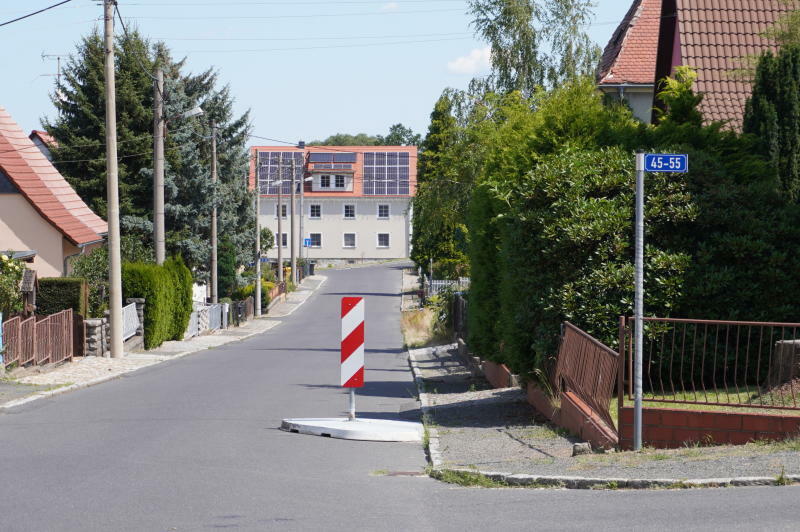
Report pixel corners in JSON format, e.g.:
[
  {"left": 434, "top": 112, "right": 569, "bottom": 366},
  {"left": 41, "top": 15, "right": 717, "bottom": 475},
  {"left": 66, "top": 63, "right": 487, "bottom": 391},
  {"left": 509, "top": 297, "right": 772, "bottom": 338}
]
[{"left": 410, "top": 344, "right": 800, "bottom": 482}]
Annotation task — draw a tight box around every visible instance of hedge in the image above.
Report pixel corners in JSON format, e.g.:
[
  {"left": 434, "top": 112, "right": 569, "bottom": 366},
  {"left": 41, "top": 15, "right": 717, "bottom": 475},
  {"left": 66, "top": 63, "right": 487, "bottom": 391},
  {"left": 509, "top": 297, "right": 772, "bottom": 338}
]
[
  {"left": 232, "top": 280, "right": 275, "bottom": 311},
  {"left": 37, "top": 277, "right": 88, "bottom": 317},
  {"left": 122, "top": 257, "right": 193, "bottom": 349}
]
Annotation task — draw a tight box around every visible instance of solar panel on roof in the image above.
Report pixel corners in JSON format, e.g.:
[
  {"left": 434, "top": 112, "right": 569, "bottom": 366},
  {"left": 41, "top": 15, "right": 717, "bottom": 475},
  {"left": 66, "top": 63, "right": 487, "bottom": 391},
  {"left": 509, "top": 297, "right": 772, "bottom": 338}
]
[
  {"left": 333, "top": 153, "right": 356, "bottom": 163},
  {"left": 309, "top": 152, "right": 333, "bottom": 163}
]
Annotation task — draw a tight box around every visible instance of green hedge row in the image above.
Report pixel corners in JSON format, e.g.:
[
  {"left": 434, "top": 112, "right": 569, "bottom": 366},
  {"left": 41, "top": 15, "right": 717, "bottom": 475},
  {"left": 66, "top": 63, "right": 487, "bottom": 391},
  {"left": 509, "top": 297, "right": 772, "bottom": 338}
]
[
  {"left": 122, "top": 256, "right": 193, "bottom": 349},
  {"left": 38, "top": 277, "right": 88, "bottom": 317}
]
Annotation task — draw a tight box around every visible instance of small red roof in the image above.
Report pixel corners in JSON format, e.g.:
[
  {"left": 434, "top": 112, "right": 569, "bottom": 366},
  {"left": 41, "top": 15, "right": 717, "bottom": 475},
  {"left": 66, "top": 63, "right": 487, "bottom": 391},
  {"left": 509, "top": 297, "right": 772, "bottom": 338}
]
[
  {"left": 597, "top": 0, "right": 662, "bottom": 86},
  {"left": 29, "top": 129, "right": 58, "bottom": 148},
  {"left": 0, "top": 105, "right": 107, "bottom": 246}
]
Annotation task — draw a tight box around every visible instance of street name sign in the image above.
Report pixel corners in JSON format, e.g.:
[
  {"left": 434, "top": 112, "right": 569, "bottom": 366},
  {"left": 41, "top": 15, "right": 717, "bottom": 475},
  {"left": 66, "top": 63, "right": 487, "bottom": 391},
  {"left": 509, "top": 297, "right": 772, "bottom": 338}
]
[{"left": 644, "top": 153, "right": 688, "bottom": 173}]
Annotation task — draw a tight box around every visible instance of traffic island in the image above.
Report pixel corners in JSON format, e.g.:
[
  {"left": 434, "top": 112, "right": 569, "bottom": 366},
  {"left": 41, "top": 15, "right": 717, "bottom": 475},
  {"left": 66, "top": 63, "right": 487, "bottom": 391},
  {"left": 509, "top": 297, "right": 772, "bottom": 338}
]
[{"left": 280, "top": 418, "right": 423, "bottom": 442}]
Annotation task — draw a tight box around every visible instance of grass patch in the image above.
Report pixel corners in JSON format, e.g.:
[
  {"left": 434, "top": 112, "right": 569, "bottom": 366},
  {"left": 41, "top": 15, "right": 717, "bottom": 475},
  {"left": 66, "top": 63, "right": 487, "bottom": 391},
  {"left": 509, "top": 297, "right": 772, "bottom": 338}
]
[
  {"left": 519, "top": 424, "right": 571, "bottom": 440},
  {"left": 401, "top": 309, "right": 450, "bottom": 349},
  {"left": 430, "top": 469, "right": 509, "bottom": 488}
]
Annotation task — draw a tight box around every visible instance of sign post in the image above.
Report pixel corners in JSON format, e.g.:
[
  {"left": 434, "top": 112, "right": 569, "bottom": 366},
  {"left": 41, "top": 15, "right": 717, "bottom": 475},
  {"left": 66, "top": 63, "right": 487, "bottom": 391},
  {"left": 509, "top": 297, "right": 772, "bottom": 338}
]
[
  {"left": 634, "top": 152, "right": 688, "bottom": 451},
  {"left": 341, "top": 297, "right": 365, "bottom": 420}
]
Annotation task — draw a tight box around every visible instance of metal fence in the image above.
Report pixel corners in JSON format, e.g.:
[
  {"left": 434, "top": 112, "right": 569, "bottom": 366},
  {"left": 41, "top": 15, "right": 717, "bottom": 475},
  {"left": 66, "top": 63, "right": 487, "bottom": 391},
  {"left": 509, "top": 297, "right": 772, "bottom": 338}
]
[
  {"left": 2, "top": 310, "right": 73, "bottom": 367},
  {"left": 620, "top": 316, "right": 800, "bottom": 411},
  {"left": 426, "top": 277, "right": 470, "bottom": 298},
  {"left": 122, "top": 303, "right": 139, "bottom": 340},
  {"left": 554, "top": 321, "right": 619, "bottom": 429},
  {"left": 208, "top": 303, "right": 223, "bottom": 331},
  {"left": 184, "top": 310, "right": 200, "bottom": 339}
]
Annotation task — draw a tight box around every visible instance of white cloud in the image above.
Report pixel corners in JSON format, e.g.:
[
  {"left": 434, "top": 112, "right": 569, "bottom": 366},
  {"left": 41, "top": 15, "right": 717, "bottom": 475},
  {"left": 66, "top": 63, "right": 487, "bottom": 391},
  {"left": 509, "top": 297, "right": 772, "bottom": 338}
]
[
  {"left": 447, "top": 46, "right": 492, "bottom": 75},
  {"left": 381, "top": 2, "right": 399, "bottom": 11}
]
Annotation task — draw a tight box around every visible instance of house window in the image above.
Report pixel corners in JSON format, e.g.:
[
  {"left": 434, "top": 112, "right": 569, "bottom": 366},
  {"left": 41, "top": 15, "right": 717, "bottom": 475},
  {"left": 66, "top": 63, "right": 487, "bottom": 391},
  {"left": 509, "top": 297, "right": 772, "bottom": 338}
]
[
  {"left": 320, "top": 175, "right": 331, "bottom": 188},
  {"left": 275, "top": 204, "right": 287, "bottom": 218},
  {"left": 343, "top": 233, "right": 356, "bottom": 248},
  {"left": 377, "top": 233, "right": 390, "bottom": 248},
  {"left": 309, "top": 233, "right": 322, "bottom": 248},
  {"left": 309, "top": 204, "right": 321, "bottom": 219},
  {"left": 335, "top": 174, "right": 345, "bottom": 188},
  {"left": 377, "top": 204, "right": 389, "bottom": 219},
  {"left": 280, "top": 233, "right": 288, "bottom": 247},
  {"left": 344, "top": 204, "right": 355, "bottom": 219}
]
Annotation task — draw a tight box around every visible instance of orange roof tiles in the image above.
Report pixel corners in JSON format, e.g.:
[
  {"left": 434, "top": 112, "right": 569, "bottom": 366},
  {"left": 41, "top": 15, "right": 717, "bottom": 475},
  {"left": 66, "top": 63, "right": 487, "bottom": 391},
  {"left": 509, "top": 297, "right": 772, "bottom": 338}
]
[
  {"left": 675, "top": 0, "right": 793, "bottom": 130},
  {"left": 29, "top": 129, "right": 58, "bottom": 148},
  {"left": 0, "top": 105, "right": 107, "bottom": 246},
  {"left": 597, "top": 0, "right": 662, "bottom": 85}
]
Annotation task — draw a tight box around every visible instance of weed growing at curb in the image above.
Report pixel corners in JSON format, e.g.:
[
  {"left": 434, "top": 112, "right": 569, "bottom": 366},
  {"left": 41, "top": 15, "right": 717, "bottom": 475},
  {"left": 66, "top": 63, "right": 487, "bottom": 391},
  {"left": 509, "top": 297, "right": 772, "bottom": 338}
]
[
  {"left": 775, "top": 467, "right": 790, "bottom": 486},
  {"left": 430, "top": 469, "right": 510, "bottom": 488}
]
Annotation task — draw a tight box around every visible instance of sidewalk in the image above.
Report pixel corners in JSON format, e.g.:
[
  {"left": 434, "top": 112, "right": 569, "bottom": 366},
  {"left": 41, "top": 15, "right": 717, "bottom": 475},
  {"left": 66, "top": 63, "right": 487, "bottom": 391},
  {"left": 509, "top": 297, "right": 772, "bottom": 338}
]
[
  {"left": 409, "top": 344, "right": 800, "bottom": 489},
  {"left": 0, "top": 275, "right": 326, "bottom": 410}
]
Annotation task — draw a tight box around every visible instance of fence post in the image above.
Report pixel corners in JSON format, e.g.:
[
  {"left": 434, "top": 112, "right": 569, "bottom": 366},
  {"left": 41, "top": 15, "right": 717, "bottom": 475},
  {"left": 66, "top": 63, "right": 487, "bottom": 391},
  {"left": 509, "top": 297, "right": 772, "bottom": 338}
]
[{"left": 618, "top": 316, "right": 625, "bottom": 414}]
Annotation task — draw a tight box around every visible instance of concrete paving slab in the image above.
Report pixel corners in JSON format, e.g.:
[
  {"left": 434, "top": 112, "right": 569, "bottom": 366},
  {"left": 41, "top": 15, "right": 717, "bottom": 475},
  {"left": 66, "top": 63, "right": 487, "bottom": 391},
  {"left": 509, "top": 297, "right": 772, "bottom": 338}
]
[{"left": 280, "top": 417, "right": 423, "bottom": 442}]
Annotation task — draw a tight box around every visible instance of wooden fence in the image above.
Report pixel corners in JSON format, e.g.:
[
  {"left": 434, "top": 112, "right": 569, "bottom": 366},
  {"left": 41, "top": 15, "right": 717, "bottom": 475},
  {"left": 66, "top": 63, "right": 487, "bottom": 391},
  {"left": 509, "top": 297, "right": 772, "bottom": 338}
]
[{"left": 2, "top": 309, "right": 74, "bottom": 367}]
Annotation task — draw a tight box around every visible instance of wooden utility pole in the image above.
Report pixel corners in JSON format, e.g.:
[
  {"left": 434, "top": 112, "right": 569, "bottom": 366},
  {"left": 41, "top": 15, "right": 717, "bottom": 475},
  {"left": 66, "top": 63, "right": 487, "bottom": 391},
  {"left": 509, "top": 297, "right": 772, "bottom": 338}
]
[
  {"left": 277, "top": 152, "right": 284, "bottom": 283},
  {"left": 254, "top": 151, "right": 261, "bottom": 316},
  {"left": 211, "top": 123, "right": 218, "bottom": 304},
  {"left": 103, "top": 0, "right": 123, "bottom": 357},
  {"left": 153, "top": 67, "right": 165, "bottom": 265},
  {"left": 290, "top": 157, "right": 297, "bottom": 284}
]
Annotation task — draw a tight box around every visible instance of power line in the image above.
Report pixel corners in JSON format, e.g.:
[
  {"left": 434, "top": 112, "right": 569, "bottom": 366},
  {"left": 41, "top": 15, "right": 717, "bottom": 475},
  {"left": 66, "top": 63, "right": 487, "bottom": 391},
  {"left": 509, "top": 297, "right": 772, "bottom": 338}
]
[
  {"left": 0, "top": 0, "right": 73, "bottom": 28},
  {"left": 158, "top": 31, "right": 471, "bottom": 41},
  {"left": 123, "top": 0, "right": 465, "bottom": 5},
  {"left": 178, "top": 36, "right": 472, "bottom": 54},
  {"left": 113, "top": 3, "right": 159, "bottom": 85},
  {"left": 119, "top": 8, "right": 464, "bottom": 21}
]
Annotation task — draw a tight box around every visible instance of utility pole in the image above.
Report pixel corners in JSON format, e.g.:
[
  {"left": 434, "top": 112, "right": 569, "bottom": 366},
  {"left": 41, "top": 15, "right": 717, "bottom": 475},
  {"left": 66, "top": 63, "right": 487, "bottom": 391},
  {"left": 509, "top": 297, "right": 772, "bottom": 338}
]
[
  {"left": 297, "top": 141, "right": 306, "bottom": 277},
  {"left": 634, "top": 151, "right": 645, "bottom": 451},
  {"left": 290, "top": 157, "right": 297, "bottom": 285},
  {"left": 103, "top": 0, "right": 123, "bottom": 358},
  {"left": 277, "top": 152, "right": 284, "bottom": 284},
  {"left": 210, "top": 123, "right": 218, "bottom": 304},
  {"left": 254, "top": 151, "right": 261, "bottom": 316},
  {"left": 153, "top": 67, "right": 165, "bottom": 265}
]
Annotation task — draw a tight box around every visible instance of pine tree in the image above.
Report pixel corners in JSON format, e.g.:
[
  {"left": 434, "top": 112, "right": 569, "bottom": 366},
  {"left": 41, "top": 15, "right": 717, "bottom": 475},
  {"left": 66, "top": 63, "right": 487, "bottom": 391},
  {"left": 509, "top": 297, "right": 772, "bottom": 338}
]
[{"left": 744, "top": 45, "right": 800, "bottom": 200}]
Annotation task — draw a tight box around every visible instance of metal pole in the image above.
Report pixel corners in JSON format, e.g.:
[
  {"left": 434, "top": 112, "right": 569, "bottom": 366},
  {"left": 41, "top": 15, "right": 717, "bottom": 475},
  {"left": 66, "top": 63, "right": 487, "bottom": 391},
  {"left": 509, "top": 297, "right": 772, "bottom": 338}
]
[
  {"left": 634, "top": 151, "right": 645, "bottom": 451},
  {"left": 348, "top": 388, "right": 355, "bottom": 420},
  {"left": 277, "top": 153, "right": 283, "bottom": 284},
  {"left": 254, "top": 153, "right": 262, "bottom": 316},
  {"left": 298, "top": 160, "right": 305, "bottom": 278},
  {"left": 210, "top": 123, "right": 218, "bottom": 304},
  {"left": 153, "top": 67, "right": 165, "bottom": 265},
  {"left": 290, "top": 157, "right": 297, "bottom": 285},
  {"left": 104, "top": 0, "right": 123, "bottom": 358}
]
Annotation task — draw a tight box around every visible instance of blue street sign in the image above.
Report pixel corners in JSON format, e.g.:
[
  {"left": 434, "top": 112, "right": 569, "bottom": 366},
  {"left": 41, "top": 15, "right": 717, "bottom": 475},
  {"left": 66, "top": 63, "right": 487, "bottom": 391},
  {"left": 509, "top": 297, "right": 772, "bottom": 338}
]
[
  {"left": 303, "top": 238, "right": 312, "bottom": 248},
  {"left": 644, "top": 153, "right": 688, "bottom": 173}
]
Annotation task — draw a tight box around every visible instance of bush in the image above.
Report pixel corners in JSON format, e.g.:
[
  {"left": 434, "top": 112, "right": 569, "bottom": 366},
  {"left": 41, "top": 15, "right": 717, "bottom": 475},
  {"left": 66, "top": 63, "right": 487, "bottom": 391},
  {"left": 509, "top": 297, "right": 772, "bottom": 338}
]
[
  {"left": 163, "top": 256, "right": 193, "bottom": 340},
  {"left": 122, "top": 257, "right": 193, "bottom": 349},
  {"left": 37, "top": 277, "right": 89, "bottom": 316},
  {"left": 0, "top": 253, "right": 24, "bottom": 317},
  {"left": 232, "top": 280, "right": 276, "bottom": 312}
]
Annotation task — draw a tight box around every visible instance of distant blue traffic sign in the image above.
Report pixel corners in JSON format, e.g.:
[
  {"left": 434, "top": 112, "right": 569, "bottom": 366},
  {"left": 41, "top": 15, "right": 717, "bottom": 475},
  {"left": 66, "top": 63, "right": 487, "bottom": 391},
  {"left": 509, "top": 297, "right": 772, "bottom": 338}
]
[
  {"left": 644, "top": 153, "right": 688, "bottom": 173},
  {"left": 303, "top": 238, "right": 312, "bottom": 248}
]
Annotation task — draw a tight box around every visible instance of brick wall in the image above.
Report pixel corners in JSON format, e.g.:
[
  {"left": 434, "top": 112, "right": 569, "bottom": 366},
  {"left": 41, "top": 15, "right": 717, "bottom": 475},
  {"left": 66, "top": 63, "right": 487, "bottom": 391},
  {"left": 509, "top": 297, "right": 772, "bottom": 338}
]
[
  {"left": 481, "top": 360, "right": 514, "bottom": 389},
  {"left": 619, "top": 406, "right": 800, "bottom": 450}
]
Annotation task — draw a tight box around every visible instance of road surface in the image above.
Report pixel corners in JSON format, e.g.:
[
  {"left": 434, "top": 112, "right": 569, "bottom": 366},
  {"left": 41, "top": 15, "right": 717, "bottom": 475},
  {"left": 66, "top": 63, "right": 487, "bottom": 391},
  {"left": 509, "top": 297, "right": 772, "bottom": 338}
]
[{"left": 0, "top": 264, "right": 797, "bottom": 531}]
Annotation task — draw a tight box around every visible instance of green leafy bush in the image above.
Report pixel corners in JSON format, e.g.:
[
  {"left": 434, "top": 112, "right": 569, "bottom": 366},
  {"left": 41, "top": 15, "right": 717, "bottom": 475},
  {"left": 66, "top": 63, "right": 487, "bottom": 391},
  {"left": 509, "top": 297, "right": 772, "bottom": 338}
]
[
  {"left": 122, "top": 257, "right": 192, "bottom": 349},
  {"left": 37, "top": 277, "right": 89, "bottom": 317},
  {"left": 0, "top": 253, "right": 24, "bottom": 317},
  {"left": 232, "top": 279, "right": 274, "bottom": 311}
]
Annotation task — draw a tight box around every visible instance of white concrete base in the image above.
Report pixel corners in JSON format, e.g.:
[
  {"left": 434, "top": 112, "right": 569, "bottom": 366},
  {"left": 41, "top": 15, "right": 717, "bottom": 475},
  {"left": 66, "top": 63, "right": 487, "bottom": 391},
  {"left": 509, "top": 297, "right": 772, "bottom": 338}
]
[{"left": 280, "top": 417, "right": 423, "bottom": 442}]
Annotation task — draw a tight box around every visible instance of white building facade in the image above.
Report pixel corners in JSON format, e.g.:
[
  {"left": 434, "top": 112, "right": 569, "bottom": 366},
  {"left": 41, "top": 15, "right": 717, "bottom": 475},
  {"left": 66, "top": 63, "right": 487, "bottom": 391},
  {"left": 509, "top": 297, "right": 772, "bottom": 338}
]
[{"left": 250, "top": 146, "right": 417, "bottom": 265}]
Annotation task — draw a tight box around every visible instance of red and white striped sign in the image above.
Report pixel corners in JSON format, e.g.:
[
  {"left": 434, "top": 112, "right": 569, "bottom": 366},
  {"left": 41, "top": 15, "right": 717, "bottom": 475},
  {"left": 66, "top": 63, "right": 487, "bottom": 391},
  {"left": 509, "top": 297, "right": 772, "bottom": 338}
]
[{"left": 340, "top": 297, "right": 365, "bottom": 388}]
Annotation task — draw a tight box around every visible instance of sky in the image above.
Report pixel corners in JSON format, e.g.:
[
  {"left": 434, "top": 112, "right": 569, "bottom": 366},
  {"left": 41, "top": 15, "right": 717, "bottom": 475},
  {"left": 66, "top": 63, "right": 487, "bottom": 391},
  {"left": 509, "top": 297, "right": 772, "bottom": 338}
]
[{"left": 0, "top": 0, "right": 631, "bottom": 146}]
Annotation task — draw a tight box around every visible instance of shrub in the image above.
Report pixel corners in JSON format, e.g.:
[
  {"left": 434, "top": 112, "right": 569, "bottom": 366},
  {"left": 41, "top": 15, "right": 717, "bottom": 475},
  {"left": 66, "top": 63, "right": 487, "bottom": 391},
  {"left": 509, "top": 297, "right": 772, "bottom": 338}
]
[
  {"left": 37, "top": 277, "right": 89, "bottom": 316},
  {"left": 232, "top": 279, "right": 275, "bottom": 311},
  {"left": 163, "top": 256, "right": 193, "bottom": 340},
  {"left": 122, "top": 263, "right": 172, "bottom": 349},
  {"left": 0, "top": 253, "right": 24, "bottom": 317}
]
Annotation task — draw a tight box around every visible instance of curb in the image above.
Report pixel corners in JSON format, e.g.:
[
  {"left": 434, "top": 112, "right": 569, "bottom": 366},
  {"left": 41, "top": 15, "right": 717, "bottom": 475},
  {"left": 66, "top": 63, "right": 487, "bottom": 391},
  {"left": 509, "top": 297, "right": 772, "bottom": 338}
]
[
  {"left": 1, "top": 277, "right": 326, "bottom": 412},
  {"left": 406, "top": 345, "right": 800, "bottom": 491}
]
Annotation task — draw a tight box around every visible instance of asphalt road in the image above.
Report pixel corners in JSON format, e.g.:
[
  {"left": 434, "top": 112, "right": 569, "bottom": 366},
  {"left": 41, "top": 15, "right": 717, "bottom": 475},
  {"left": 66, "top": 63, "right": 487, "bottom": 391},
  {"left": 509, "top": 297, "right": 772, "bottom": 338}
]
[{"left": 0, "top": 263, "right": 798, "bottom": 531}]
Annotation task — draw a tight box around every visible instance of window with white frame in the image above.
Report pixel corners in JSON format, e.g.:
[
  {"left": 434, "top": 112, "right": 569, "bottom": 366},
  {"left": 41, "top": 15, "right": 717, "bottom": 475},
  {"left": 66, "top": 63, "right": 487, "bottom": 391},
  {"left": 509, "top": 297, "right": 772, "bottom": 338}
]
[
  {"left": 377, "top": 233, "right": 390, "bottom": 248},
  {"left": 344, "top": 204, "right": 355, "bottom": 219},
  {"left": 279, "top": 232, "right": 288, "bottom": 247},
  {"left": 275, "top": 204, "right": 287, "bottom": 218},
  {"left": 309, "top": 204, "right": 321, "bottom": 219},
  {"left": 377, "top": 204, "right": 390, "bottom": 219},
  {"left": 335, "top": 174, "right": 345, "bottom": 188},
  {"left": 309, "top": 233, "right": 322, "bottom": 248},
  {"left": 320, "top": 175, "right": 331, "bottom": 188},
  {"left": 343, "top": 233, "right": 356, "bottom": 248}
]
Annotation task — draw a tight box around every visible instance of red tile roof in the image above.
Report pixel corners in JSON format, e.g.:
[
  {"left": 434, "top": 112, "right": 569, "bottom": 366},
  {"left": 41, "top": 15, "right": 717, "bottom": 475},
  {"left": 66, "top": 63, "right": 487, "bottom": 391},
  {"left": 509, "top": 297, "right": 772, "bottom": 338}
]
[
  {"left": 597, "top": 0, "right": 662, "bottom": 85},
  {"left": 675, "top": 0, "right": 793, "bottom": 129},
  {"left": 0, "top": 105, "right": 107, "bottom": 246},
  {"left": 29, "top": 130, "right": 58, "bottom": 148}
]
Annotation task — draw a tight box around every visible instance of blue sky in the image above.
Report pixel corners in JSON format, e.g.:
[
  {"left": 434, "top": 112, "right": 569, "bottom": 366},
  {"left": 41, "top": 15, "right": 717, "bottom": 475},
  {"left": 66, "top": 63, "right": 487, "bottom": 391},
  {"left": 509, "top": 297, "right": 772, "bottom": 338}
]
[{"left": 1, "top": 0, "right": 630, "bottom": 144}]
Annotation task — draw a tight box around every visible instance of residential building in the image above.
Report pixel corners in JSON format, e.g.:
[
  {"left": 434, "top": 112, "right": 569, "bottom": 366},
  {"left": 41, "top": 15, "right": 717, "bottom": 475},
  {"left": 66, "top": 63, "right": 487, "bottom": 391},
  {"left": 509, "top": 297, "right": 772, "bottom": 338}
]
[
  {"left": 249, "top": 145, "right": 417, "bottom": 265},
  {"left": 0, "top": 105, "right": 107, "bottom": 277},
  {"left": 28, "top": 129, "right": 58, "bottom": 162},
  {"left": 599, "top": 0, "right": 792, "bottom": 129}
]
